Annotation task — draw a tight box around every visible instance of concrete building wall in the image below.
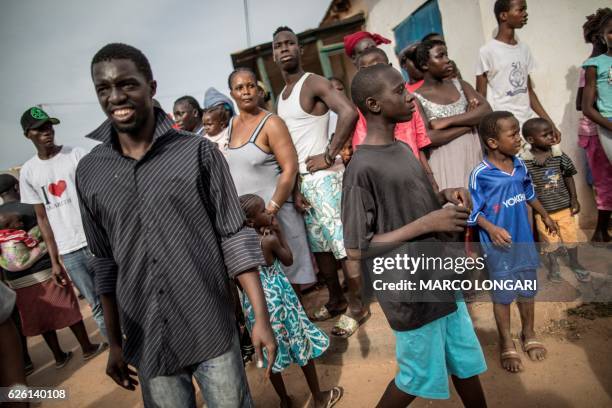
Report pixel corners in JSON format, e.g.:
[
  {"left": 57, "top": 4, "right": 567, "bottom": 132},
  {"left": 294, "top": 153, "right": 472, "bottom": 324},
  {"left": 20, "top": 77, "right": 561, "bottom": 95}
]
[{"left": 357, "top": 0, "right": 606, "bottom": 228}]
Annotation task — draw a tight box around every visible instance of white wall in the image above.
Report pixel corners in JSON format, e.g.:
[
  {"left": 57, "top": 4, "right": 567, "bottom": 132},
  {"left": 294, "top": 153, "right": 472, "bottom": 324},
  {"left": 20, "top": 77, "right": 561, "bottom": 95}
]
[{"left": 363, "top": 0, "right": 608, "bottom": 228}]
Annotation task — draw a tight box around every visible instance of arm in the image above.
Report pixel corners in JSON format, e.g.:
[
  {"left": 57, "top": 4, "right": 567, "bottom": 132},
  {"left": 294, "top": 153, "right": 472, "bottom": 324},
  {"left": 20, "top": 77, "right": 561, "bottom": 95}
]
[
  {"left": 235, "top": 271, "right": 276, "bottom": 377},
  {"left": 476, "top": 215, "right": 512, "bottom": 247},
  {"left": 476, "top": 74, "right": 488, "bottom": 97},
  {"left": 528, "top": 76, "right": 562, "bottom": 141},
  {"left": 582, "top": 66, "right": 612, "bottom": 130},
  {"left": 419, "top": 150, "right": 439, "bottom": 192},
  {"left": 416, "top": 98, "right": 472, "bottom": 147},
  {"left": 430, "top": 80, "right": 491, "bottom": 129},
  {"left": 576, "top": 87, "right": 583, "bottom": 112},
  {"left": 565, "top": 176, "right": 580, "bottom": 215},
  {"left": 265, "top": 116, "right": 299, "bottom": 214},
  {"left": 33, "top": 204, "right": 67, "bottom": 286},
  {"left": 76, "top": 176, "right": 136, "bottom": 390},
  {"left": 262, "top": 231, "right": 293, "bottom": 267},
  {"left": 528, "top": 198, "right": 559, "bottom": 235},
  {"left": 305, "top": 75, "right": 359, "bottom": 172}
]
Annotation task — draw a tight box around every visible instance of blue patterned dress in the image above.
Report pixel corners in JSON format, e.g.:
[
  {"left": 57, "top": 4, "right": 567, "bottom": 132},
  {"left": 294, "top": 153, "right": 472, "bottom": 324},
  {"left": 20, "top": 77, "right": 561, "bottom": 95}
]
[{"left": 241, "top": 259, "right": 329, "bottom": 373}]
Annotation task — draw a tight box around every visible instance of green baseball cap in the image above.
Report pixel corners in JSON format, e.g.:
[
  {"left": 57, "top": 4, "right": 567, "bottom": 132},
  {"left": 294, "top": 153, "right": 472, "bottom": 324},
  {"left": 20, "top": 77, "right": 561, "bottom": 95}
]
[{"left": 20, "top": 106, "right": 60, "bottom": 132}]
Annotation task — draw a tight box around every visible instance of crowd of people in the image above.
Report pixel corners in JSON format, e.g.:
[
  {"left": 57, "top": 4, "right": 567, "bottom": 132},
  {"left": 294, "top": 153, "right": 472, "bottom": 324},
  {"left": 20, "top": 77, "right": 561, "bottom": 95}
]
[{"left": 1, "top": 0, "right": 611, "bottom": 407}]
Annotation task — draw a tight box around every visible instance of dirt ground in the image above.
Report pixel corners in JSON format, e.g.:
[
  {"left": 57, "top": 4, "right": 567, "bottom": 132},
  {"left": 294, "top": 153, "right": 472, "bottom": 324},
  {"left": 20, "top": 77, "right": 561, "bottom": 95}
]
[{"left": 25, "top": 256, "right": 611, "bottom": 407}]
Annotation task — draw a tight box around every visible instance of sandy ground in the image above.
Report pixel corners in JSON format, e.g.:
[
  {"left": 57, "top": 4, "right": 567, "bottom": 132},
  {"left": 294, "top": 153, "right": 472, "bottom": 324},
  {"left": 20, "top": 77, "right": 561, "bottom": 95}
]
[{"left": 24, "top": 253, "right": 611, "bottom": 408}]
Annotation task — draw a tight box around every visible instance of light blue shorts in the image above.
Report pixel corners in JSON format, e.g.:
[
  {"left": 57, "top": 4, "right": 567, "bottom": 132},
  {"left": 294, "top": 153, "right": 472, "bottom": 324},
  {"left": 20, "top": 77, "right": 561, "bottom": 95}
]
[{"left": 394, "top": 302, "right": 487, "bottom": 399}]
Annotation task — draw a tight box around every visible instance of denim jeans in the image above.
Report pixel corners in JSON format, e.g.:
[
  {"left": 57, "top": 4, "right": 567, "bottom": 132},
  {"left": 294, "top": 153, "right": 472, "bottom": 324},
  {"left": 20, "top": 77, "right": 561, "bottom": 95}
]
[
  {"left": 140, "top": 336, "right": 252, "bottom": 408},
  {"left": 60, "top": 247, "right": 107, "bottom": 338}
]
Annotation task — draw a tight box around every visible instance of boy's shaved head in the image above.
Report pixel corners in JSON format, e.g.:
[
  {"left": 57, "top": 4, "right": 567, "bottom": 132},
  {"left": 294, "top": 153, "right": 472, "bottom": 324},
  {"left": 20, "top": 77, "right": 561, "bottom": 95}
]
[
  {"left": 478, "top": 111, "right": 515, "bottom": 144},
  {"left": 521, "top": 117, "right": 549, "bottom": 138},
  {"left": 351, "top": 63, "right": 393, "bottom": 113}
]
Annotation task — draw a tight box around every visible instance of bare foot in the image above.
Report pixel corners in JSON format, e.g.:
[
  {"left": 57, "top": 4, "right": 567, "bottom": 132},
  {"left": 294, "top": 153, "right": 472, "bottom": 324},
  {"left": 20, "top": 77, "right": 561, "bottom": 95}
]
[{"left": 314, "top": 387, "right": 343, "bottom": 408}]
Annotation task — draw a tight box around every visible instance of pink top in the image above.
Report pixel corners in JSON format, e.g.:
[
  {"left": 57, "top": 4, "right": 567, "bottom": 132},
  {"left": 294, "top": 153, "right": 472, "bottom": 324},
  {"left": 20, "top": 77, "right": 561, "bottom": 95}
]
[
  {"left": 352, "top": 82, "right": 431, "bottom": 157},
  {"left": 405, "top": 80, "right": 424, "bottom": 94},
  {"left": 578, "top": 68, "right": 598, "bottom": 138}
]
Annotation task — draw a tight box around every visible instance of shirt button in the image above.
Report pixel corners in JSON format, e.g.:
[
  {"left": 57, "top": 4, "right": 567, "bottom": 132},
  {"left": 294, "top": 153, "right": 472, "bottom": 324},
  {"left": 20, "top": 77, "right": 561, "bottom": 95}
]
[
  {"left": 163, "top": 319, "right": 168, "bottom": 324},
  {"left": 152, "top": 258, "right": 158, "bottom": 264},
  {"left": 158, "top": 289, "right": 164, "bottom": 295}
]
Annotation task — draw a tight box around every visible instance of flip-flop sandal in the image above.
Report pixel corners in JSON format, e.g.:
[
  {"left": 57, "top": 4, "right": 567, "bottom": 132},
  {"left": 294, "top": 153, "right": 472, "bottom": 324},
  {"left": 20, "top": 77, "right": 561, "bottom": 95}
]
[
  {"left": 83, "top": 342, "right": 109, "bottom": 361},
  {"left": 326, "top": 386, "right": 344, "bottom": 408},
  {"left": 331, "top": 311, "right": 371, "bottom": 338},
  {"left": 55, "top": 351, "right": 73, "bottom": 369},
  {"left": 520, "top": 335, "right": 547, "bottom": 361},
  {"left": 571, "top": 267, "right": 592, "bottom": 283},
  {"left": 500, "top": 349, "right": 522, "bottom": 373},
  {"left": 310, "top": 305, "right": 346, "bottom": 322}
]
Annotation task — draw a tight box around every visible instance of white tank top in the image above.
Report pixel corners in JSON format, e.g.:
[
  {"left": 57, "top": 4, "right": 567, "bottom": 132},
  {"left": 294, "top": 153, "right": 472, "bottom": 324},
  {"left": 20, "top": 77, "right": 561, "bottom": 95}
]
[{"left": 277, "top": 73, "right": 332, "bottom": 174}]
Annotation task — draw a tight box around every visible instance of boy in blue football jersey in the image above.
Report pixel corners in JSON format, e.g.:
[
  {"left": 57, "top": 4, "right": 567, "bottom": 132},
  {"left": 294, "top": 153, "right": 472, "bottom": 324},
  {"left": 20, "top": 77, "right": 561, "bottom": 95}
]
[{"left": 468, "top": 111, "right": 558, "bottom": 374}]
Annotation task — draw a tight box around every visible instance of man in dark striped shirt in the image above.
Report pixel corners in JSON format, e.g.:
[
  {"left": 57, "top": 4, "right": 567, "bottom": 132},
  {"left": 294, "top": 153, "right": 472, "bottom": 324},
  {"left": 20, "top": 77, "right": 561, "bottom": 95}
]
[{"left": 76, "top": 43, "right": 276, "bottom": 407}]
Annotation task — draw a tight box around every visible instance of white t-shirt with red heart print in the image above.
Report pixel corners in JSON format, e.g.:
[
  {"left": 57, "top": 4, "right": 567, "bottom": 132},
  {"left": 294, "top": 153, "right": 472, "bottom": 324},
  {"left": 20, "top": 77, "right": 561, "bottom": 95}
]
[{"left": 20, "top": 145, "right": 89, "bottom": 255}]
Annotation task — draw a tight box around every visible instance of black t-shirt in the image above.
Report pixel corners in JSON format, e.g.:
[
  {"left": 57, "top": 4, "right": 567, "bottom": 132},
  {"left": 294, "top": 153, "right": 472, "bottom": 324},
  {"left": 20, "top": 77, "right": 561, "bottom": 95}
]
[
  {"left": 0, "top": 201, "right": 51, "bottom": 281},
  {"left": 342, "top": 141, "right": 457, "bottom": 331}
]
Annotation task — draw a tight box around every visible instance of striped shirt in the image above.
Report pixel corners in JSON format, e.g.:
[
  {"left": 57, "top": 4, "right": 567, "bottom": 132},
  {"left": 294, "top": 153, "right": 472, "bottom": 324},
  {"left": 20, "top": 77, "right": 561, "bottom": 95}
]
[
  {"left": 524, "top": 153, "right": 577, "bottom": 213},
  {"left": 75, "top": 109, "right": 264, "bottom": 379}
]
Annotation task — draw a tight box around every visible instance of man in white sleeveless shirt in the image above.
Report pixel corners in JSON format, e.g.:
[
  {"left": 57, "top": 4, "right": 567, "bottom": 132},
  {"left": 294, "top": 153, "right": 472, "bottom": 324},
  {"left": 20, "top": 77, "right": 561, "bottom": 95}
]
[{"left": 273, "top": 26, "right": 369, "bottom": 337}]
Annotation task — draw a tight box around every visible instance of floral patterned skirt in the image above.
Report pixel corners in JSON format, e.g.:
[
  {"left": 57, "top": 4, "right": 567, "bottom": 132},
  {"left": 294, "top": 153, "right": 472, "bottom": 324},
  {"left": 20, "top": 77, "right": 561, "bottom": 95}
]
[{"left": 241, "top": 260, "right": 329, "bottom": 373}]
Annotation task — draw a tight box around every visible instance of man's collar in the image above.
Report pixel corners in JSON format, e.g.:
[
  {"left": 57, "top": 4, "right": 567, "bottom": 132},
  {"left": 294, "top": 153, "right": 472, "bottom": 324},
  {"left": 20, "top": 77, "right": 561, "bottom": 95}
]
[{"left": 86, "top": 107, "right": 175, "bottom": 144}]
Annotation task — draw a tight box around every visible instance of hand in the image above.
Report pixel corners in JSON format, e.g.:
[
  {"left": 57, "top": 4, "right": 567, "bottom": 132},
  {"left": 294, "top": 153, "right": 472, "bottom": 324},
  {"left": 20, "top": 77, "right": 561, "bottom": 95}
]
[
  {"left": 467, "top": 98, "right": 480, "bottom": 112},
  {"left": 487, "top": 226, "right": 512, "bottom": 247},
  {"left": 250, "top": 318, "right": 277, "bottom": 378},
  {"left": 51, "top": 262, "right": 68, "bottom": 287},
  {"left": 542, "top": 216, "right": 560, "bottom": 236},
  {"left": 106, "top": 345, "right": 138, "bottom": 390},
  {"left": 423, "top": 205, "right": 470, "bottom": 233},
  {"left": 441, "top": 188, "right": 472, "bottom": 211},
  {"left": 429, "top": 118, "right": 448, "bottom": 130},
  {"left": 293, "top": 191, "right": 311, "bottom": 214},
  {"left": 570, "top": 199, "right": 580, "bottom": 215},
  {"left": 265, "top": 203, "right": 280, "bottom": 215},
  {"left": 305, "top": 153, "right": 331, "bottom": 173},
  {"left": 270, "top": 215, "right": 281, "bottom": 234}
]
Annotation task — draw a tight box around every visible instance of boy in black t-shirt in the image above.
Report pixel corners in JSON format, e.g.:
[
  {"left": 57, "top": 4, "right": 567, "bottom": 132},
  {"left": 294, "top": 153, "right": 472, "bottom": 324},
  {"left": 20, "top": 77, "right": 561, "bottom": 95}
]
[
  {"left": 523, "top": 118, "right": 591, "bottom": 283},
  {"left": 342, "top": 64, "right": 487, "bottom": 406}
]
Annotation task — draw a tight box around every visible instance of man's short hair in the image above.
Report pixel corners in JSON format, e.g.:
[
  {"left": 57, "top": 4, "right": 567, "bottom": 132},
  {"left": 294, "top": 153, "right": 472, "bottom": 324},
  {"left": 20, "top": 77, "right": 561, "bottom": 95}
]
[
  {"left": 478, "top": 111, "right": 515, "bottom": 144},
  {"left": 494, "top": 0, "right": 512, "bottom": 23},
  {"left": 415, "top": 39, "right": 446, "bottom": 71},
  {"left": 273, "top": 26, "right": 295, "bottom": 38},
  {"left": 174, "top": 96, "right": 202, "bottom": 116},
  {"left": 0, "top": 174, "right": 18, "bottom": 195},
  {"left": 421, "top": 32, "right": 442, "bottom": 42},
  {"left": 350, "top": 63, "right": 392, "bottom": 113},
  {"left": 522, "top": 118, "right": 549, "bottom": 139},
  {"left": 91, "top": 43, "right": 153, "bottom": 81}
]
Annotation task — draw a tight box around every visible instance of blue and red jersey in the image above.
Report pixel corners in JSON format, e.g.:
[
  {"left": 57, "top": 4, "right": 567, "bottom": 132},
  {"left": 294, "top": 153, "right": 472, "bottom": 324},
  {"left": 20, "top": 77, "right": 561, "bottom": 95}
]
[{"left": 468, "top": 157, "right": 539, "bottom": 274}]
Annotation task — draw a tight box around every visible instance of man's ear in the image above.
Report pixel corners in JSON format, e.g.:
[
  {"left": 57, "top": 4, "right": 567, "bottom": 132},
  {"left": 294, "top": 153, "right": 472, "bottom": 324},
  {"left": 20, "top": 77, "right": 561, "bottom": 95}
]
[
  {"left": 499, "top": 11, "right": 508, "bottom": 24},
  {"left": 486, "top": 137, "right": 498, "bottom": 150},
  {"left": 245, "top": 219, "right": 255, "bottom": 228},
  {"left": 149, "top": 80, "right": 157, "bottom": 97},
  {"left": 525, "top": 135, "right": 534, "bottom": 144},
  {"left": 365, "top": 96, "right": 381, "bottom": 114}
]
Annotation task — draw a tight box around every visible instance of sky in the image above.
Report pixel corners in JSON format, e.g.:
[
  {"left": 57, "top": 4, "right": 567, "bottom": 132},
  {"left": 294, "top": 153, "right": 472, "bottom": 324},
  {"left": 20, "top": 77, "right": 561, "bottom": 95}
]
[{"left": 0, "top": 0, "right": 331, "bottom": 169}]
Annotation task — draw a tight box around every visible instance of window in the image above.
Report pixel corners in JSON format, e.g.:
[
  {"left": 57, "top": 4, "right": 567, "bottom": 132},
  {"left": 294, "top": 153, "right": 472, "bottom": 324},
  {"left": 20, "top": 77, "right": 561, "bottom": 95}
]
[{"left": 393, "top": 0, "right": 443, "bottom": 71}]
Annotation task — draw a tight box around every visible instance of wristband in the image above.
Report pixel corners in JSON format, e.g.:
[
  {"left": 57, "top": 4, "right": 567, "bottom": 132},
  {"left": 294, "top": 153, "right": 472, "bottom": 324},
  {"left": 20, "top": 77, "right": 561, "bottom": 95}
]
[
  {"left": 269, "top": 200, "right": 281, "bottom": 211},
  {"left": 324, "top": 146, "right": 334, "bottom": 166}
]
